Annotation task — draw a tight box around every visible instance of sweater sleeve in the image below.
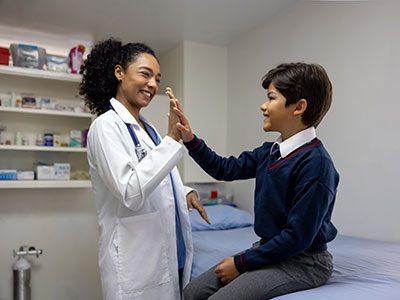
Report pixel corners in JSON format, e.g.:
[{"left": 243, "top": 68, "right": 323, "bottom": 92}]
[{"left": 183, "top": 135, "right": 264, "bottom": 181}]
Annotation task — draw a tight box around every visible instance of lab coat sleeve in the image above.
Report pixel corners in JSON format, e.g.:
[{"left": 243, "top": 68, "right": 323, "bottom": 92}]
[
  {"left": 184, "top": 185, "right": 197, "bottom": 196},
  {"left": 88, "top": 116, "right": 184, "bottom": 211},
  {"left": 126, "top": 136, "right": 184, "bottom": 210}
]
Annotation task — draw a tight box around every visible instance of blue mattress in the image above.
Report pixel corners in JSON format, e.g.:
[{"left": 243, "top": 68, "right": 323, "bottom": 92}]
[{"left": 190, "top": 206, "right": 400, "bottom": 299}]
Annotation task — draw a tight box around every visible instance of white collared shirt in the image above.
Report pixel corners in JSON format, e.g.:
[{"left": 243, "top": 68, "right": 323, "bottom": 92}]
[{"left": 271, "top": 127, "right": 317, "bottom": 159}]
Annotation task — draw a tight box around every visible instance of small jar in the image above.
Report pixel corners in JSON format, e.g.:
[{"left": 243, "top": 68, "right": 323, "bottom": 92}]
[
  {"left": 21, "top": 135, "right": 29, "bottom": 146},
  {"left": 53, "top": 133, "right": 61, "bottom": 147},
  {"left": 43, "top": 133, "right": 53, "bottom": 146},
  {"left": 36, "top": 133, "right": 43, "bottom": 146}
]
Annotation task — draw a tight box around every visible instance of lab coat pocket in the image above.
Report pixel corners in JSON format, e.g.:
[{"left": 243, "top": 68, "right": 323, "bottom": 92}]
[{"left": 114, "top": 212, "right": 171, "bottom": 294}]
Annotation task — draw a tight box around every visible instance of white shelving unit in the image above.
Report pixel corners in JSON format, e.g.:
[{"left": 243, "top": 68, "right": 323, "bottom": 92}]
[
  {"left": 0, "top": 65, "right": 81, "bottom": 82},
  {"left": 0, "top": 145, "right": 87, "bottom": 152},
  {"left": 0, "top": 180, "right": 91, "bottom": 189},
  {"left": 0, "top": 106, "right": 92, "bottom": 118},
  {"left": 0, "top": 66, "right": 92, "bottom": 189}
]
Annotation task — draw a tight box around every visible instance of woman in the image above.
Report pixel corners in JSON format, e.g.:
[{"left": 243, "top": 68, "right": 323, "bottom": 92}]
[{"left": 79, "top": 38, "right": 209, "bottom": 300}]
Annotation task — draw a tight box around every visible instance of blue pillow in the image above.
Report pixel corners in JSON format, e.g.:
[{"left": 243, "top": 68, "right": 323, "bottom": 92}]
[{"left": 190, "top": 204, "right": 254, "bottom": 231}]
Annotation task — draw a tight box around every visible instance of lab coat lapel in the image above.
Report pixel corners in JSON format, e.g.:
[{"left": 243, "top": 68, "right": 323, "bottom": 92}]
[
  {"left": 110, "top": 99, "right": 159, "bottom": 149},
  {"left": 137, "top": 116, "right": 160, "bottom": 149},
  {"left": 135, "top": 125, "right": 156, "bottom": 149}
]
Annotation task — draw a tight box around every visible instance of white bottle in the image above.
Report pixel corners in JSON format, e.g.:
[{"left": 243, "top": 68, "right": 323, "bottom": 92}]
[{"left": 14, "top": 132, "right": 22, "bottom": 146}]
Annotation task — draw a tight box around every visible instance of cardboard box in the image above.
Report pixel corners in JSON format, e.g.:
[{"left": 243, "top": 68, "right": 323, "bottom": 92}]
[
  {"left": 0, "top": 169, "right": 17, "bottom": 180},
  {"left": 36, "top": 165, "right": 55, "bottom": 180},
  {"left": 17, "top": 171, "right": 34, "bottom": 180}
]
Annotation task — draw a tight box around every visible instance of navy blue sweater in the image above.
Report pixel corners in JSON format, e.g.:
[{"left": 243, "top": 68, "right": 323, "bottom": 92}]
[{"left": 184, "top": 135, "right": 339, "bottom": 273}]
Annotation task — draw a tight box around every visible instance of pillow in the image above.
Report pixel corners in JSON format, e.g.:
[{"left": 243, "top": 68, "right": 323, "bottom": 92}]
[{"left": 190, "top": 204, "right": 254, "bottom": 231}]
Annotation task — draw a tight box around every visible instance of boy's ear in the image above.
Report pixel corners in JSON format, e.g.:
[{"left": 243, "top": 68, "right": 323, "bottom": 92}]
[
  {"left": 114, "top": 65, "right": 124, "bottom": 82},
  {"left": 293, "top": 99, "right": 307, "bottom": 116}
]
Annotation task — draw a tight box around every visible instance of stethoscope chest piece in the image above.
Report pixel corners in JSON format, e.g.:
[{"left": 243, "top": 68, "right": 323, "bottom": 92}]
[{"left": 135, "top": 144, "right": 147, "bottom": 162}]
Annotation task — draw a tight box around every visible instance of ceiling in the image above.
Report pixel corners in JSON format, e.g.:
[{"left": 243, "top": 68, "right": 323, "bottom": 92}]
[{"left": 0, "top": 0, "right": 299, "bottom": 55}]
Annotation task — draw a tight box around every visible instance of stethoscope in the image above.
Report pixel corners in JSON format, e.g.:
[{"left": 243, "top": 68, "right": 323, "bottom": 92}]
[{"left": 110, "top": 106, "right": 150, "bottom": 162}]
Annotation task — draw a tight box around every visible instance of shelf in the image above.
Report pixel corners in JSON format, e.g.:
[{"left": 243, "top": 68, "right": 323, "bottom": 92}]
[
  {"left": 0, "top": 106, "right": 92, "bottom": 118},
  {"left": 0, "top": 65, "right": 81, "bottom": 82},
  {"left": 0, "top": 180, "right": 91, "bottom": 189},
  {"left": 0, "top": 145, "right": 87, "bottom": 152}
]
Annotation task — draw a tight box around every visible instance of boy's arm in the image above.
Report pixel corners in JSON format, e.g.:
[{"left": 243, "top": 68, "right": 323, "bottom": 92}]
[
  {"left": 183, "top": 135, "right": 263, "bottom": 181},
  {"left": 171, "top": 96, "right": 266, "bottom": 181}
]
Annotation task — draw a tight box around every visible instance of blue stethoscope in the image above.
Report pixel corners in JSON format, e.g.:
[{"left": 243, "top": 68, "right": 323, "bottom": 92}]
[
  {"left": 110, "top": 106, "right": 150, "bottom": 162},
  {"left": 111, "top": 106, "right": 186, "bottom": 265}
]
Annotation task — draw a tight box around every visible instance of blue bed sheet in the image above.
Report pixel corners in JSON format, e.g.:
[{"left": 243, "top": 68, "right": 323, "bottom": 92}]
[
  {"left": 191, "top": 228, "right": 400, "bottom": 299},
  {"left": 191, "top": 226, "right": 258, "bottom": 278}
]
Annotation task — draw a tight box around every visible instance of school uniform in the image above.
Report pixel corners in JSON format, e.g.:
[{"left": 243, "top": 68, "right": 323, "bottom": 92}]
[{"left": 183, "top": 127, "right": 339, "bottom": 300}]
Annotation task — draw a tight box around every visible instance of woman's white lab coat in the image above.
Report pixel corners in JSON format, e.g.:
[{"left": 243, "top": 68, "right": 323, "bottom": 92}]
[{"left": 87, "top": 98, "right": 193, "bottom": 300}]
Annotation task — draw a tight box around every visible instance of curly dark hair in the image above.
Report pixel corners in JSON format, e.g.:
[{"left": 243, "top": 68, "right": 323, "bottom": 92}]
[
  {"left": 261, "top": 62, "right": 332, "bottom": 128},
  {"left": 79, "top": 38, "right": 157, "bottom": 115}
]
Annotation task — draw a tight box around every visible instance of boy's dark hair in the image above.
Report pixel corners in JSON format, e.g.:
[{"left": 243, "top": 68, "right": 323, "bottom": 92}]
[
  {"left": 261, "top": 62, "right": 332, "bottom": 127},
  {"left": 79, "top": 38, "right": 157, "bottom": 115}
]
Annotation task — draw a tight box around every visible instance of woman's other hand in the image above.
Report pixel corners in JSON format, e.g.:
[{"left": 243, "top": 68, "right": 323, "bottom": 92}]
[{"left": 186, "top": 191, "right": 211, "bottom": 224}]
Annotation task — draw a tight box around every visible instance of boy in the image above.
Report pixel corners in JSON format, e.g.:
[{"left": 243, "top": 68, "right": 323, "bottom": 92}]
[{"left": 170, "top": 62, "right": 339, "bottom": 299}]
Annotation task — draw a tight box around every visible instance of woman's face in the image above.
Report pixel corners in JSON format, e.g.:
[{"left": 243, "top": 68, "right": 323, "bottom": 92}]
[{"left": 115, "top": 53, "right": 161, "bottom": 112}]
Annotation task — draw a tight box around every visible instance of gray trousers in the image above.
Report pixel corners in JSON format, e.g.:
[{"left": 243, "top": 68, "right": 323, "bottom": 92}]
[{"left": 183, "top": 247, "right": 333, "bottom": 300}]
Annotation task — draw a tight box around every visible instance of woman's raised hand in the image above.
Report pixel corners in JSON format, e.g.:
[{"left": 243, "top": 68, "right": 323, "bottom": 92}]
[
  {"left": 166, "top": 87, "right": 181, "bottom": 141},
  {"left": 165, "top": 87, "right": 194, "bottom": 143}
]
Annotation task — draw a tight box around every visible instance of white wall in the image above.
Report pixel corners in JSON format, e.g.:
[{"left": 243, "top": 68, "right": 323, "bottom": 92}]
[
  {"left": 160, "top": 41, "right": 228, "bottom": 183},
  {"left": 227, "top": 0, "right": 400, "bottom": 242},
  {"left": 0, "top": 189, "right": 102, "bottom": 300},
  {"left": 159, "top": 43, "right": 186, "bottom": 173},
  {"left": 182, "top": 41, "right": 228, "bottom": 182}
]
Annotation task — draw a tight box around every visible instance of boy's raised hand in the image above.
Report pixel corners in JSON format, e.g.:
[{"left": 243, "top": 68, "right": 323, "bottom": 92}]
[{"left": 165, "top": 87, "right": 194, "bottom": 143}]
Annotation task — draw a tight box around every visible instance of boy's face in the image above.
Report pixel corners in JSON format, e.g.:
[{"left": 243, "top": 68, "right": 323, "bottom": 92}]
[{"left": 260, "top": 83, "right": 294, "bottom": 134}]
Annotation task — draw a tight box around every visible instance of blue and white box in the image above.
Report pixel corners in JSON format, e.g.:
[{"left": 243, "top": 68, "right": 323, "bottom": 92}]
[
  {"left": 0, "top": 169, "right": 17, "bottom": 180},
  {"left": 54, "top": 163, "right": 70, "bottom": 180}
]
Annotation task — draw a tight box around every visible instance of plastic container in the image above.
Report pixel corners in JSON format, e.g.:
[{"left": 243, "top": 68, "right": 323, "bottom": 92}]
[
  {"left": 53, "top": 133, "right": 61, "bottom": 147},
  {"left": 43, "top": 133, "right": 53, "bottom": 146},
  {"left": 10, "top": 44, "right": 46, "bottom": 69},
  {"left": 68, "top": 45, "right": 85, "bottom": 74},
  {"left": 35, "top": 133, "right": 43, "bottom": 146},
  {"left": 0, "top": 92, "right": 12, "bottom": 107},
  {"left": 69, "top": 130, "right": 82, "bottom": 147},
  {"left": 203, "top": 190, "right": 222, "bottom": 205},
  {"left": 0, "top": 47, "right": 10, "bottom": 65},
  {"left": 46, "top": 54, "right": 68, "bottom": 72}
]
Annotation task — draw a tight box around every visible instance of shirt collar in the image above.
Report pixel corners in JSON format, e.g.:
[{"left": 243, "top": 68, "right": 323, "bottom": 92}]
[
  {"left": 110, "top": 98, "right": 149, "bottom": 127},
  {"left": 274, "top": 127, "right": 317, "bottom": 158}
]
